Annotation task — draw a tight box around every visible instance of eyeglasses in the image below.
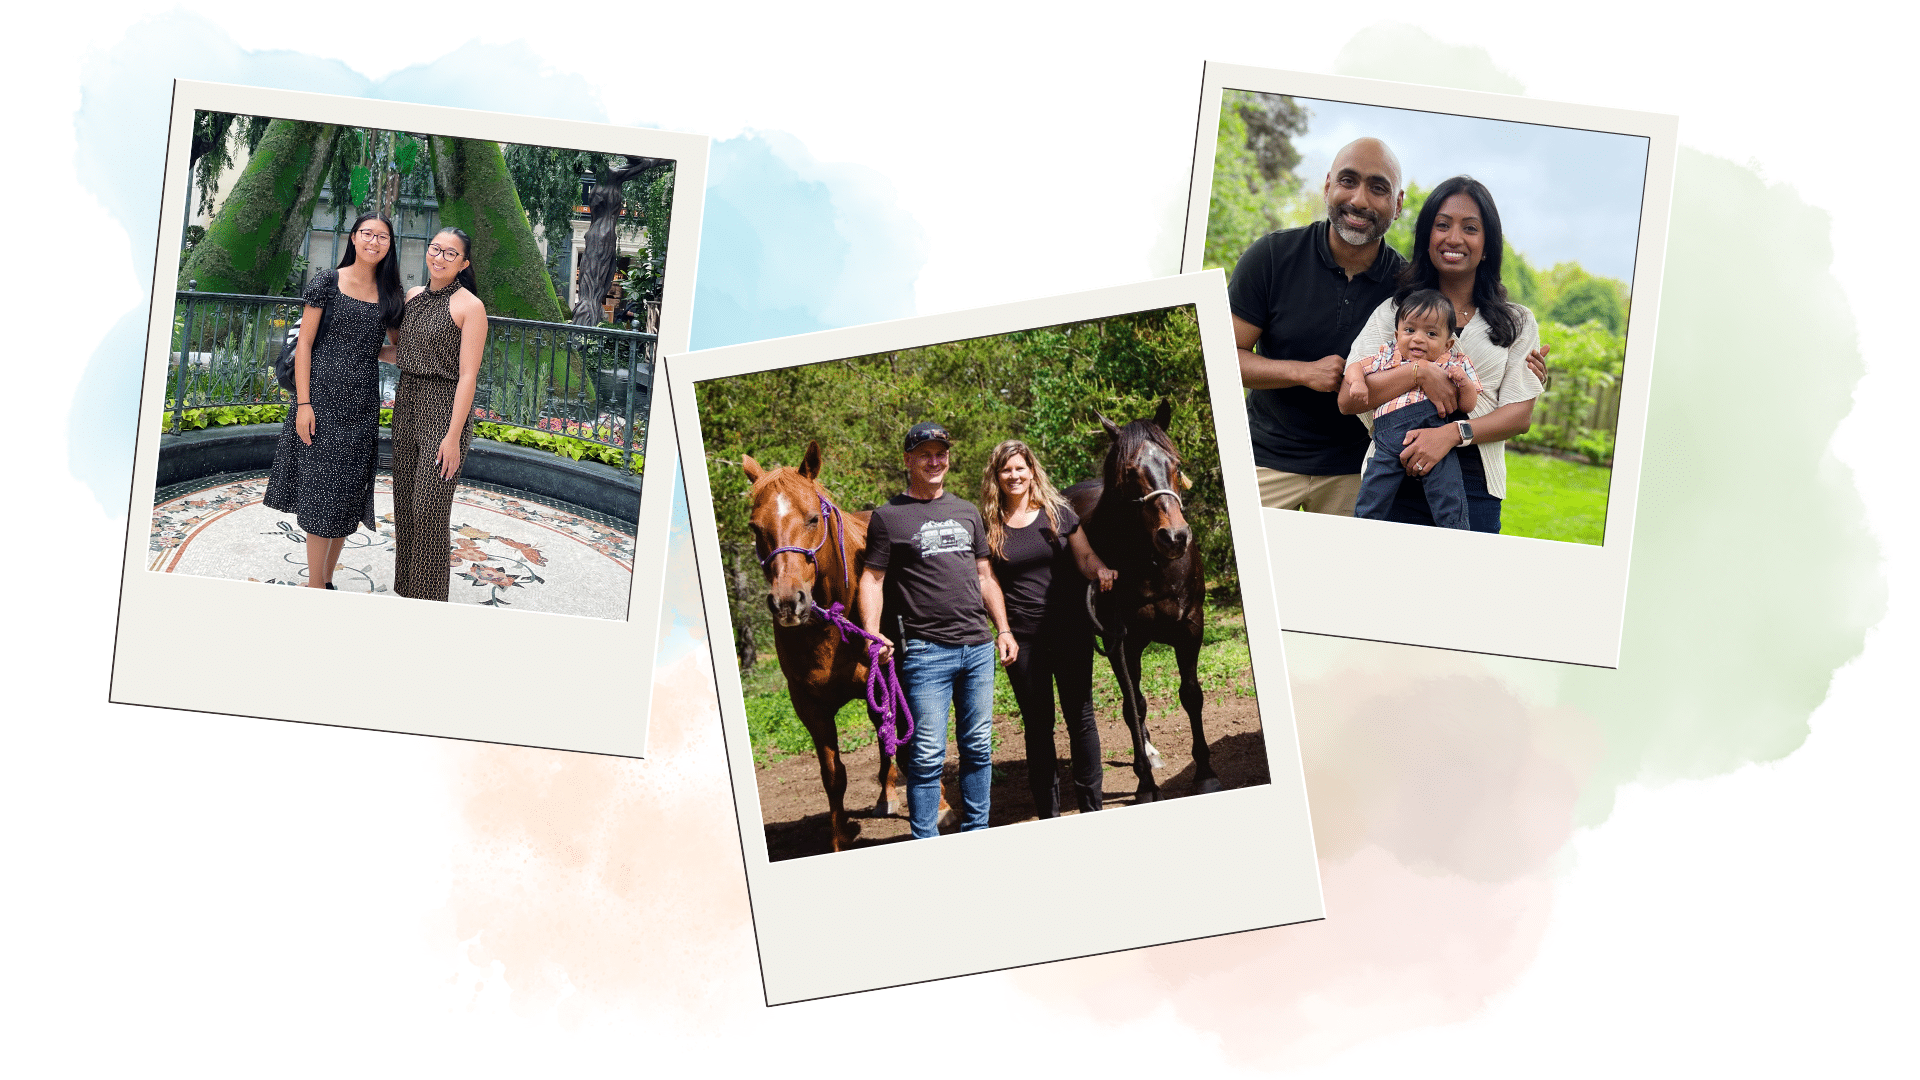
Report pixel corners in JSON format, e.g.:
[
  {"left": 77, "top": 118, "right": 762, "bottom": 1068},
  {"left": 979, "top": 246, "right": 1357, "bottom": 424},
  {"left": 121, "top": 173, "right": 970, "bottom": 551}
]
[
  {"left": 354, "top": 229, "right": 392, "bottom": 245},
  {"left": 426, "top": 244, "right": 466, "bottom": 261}
]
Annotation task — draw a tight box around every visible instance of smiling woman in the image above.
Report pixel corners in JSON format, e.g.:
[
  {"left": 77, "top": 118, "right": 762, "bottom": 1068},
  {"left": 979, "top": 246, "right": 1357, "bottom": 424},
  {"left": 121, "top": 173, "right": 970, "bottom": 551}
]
[
  {"left": 1338, "top": 175, "right": 1548, "bottom": 534},
  {"left": 262, "top": 210, "right": 404, "bottom": 588}
]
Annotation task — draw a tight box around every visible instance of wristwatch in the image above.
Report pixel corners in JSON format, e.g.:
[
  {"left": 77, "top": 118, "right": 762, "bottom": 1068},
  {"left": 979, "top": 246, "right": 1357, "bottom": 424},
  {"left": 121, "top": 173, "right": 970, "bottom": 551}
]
[{"left": 1455, "top": 420, "right": 1474, "bottom": 447}]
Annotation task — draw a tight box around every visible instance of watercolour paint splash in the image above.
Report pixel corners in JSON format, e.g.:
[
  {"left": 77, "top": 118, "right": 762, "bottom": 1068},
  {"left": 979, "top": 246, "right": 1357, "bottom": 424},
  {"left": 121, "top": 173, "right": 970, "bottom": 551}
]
[
  {"left": 72, "top": 11, "right": 926, "bottom": 1026},
  {"left": 1009, "top": 25, "right": 1883, "bottom": 1069}
]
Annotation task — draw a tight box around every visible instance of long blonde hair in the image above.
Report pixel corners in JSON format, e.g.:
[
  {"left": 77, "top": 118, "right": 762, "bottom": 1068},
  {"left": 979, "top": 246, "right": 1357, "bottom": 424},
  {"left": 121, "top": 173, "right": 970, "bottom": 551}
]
[{"left": 979, "top": 439, "right": 1068, "bottom": 559}]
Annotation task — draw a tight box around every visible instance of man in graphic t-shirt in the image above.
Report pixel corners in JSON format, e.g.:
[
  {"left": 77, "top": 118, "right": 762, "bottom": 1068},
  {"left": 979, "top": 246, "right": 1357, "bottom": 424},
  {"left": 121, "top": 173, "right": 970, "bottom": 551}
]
[{"left": 860, "top": 421, "right": 1017, "bottom": 839}]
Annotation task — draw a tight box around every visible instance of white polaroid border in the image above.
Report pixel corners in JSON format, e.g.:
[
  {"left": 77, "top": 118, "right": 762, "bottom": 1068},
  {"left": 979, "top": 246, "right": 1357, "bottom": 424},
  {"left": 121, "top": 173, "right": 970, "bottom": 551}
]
[
  {"left": 1181, "top": 63, "right": 1677, "bottom": 668},
  {"left": 110, "top": 81, "right": 708, "bottom": 758},
  {"left": 667, "top": 271, "right": 1323, "bottom": 1004}
]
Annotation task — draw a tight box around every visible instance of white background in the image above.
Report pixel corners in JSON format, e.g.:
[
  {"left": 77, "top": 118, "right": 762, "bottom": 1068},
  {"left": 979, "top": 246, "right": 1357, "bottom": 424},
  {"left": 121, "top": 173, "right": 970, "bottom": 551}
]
[{"left": 4, "top": 2, "right": 1915, "bottom": 1075}]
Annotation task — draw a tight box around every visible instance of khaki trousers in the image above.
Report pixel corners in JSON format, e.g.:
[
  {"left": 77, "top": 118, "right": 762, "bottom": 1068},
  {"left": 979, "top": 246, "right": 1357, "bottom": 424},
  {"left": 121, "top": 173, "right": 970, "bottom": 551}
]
[{"left": 1255, "top": 467, "right": 1361, "bottom": 516}]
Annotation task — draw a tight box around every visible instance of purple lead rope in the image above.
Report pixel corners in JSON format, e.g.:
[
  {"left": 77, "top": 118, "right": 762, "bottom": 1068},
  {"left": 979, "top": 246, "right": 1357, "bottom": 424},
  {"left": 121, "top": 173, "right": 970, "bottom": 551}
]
[{"left": 818, "top": 601, "right": 914, "bottom": 756}]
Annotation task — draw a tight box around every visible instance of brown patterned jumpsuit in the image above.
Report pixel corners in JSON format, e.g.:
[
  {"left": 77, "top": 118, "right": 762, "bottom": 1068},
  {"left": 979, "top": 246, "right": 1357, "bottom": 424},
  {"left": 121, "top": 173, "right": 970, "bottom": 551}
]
[{"left": 390, "top": 281, "right": 476, "bottom": 601}]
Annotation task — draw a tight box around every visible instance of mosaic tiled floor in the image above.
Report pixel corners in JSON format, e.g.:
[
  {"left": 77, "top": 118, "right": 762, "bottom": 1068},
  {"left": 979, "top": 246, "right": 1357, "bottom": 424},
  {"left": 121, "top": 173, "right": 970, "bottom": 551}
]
[{"left": 150, "top": 474, "right": 637, "bottom": 621}]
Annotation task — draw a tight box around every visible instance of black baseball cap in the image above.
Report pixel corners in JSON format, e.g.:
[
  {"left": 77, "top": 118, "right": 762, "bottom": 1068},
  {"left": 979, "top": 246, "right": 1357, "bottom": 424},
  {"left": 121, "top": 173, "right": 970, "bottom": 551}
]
[{"left": 903, "top": 421, "right": 953, "bottom": 453}]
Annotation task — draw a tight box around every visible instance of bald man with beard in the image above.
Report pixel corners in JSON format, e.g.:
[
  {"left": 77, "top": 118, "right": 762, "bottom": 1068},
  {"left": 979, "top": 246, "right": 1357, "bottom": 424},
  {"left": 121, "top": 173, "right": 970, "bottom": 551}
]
[{"left": 1229, "top": 137, "right": 1420, "bottom": 515}]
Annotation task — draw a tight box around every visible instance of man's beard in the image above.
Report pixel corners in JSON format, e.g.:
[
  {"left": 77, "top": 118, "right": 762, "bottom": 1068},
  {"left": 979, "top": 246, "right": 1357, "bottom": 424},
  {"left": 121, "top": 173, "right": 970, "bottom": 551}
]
[{"left": 1328, "top": 200, "right": 1389, "bottom": 246}]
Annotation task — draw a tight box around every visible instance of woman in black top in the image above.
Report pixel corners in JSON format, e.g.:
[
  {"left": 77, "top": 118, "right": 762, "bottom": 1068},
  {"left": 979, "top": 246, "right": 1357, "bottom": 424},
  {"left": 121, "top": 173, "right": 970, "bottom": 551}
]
[
  {"left": 263, "top": 211, "right": 405, "bottom": 589},
  {"left": 979, "top": 440, "right": 1116, "bottom": 817}
]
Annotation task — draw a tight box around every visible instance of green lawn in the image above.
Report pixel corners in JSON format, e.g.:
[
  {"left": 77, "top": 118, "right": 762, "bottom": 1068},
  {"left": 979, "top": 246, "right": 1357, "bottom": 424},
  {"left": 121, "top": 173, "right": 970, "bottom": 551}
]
[
  {"left": 1500, "top": 451, "right": 1611, "bottom": 546},
  {"left": 740, "top": 606, "right": 1257, "bottom": 766}
]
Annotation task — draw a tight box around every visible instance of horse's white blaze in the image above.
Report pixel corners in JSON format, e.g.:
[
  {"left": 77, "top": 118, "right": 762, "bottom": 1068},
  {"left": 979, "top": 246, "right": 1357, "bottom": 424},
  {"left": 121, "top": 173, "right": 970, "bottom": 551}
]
[{"left": 774, "top": 491, "right": 792, "bottom": 519}]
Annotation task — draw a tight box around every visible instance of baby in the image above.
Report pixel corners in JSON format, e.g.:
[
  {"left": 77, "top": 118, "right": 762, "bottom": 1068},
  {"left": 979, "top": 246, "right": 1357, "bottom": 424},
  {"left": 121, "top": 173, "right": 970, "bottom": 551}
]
[{"left": 1346, "top": 289, "right": 1481, "bottom": 530}]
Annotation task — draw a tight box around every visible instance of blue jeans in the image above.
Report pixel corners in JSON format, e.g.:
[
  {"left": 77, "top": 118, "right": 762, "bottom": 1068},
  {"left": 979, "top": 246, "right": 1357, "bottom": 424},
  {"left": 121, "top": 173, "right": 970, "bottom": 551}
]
[
  {"left": 1353, "top": 405, "right": 1470, "bottom": 530},
  {"left": 1385, "top": 438, "right": 1503, "bottom": 533},
  {"left": 898, "top": 639, "right": 996, "bottom": 838}
]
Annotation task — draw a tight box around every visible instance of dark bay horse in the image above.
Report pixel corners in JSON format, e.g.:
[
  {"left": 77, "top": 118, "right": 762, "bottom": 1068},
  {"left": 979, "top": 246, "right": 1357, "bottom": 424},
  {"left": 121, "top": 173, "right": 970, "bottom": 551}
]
[
  {"left": 742, "top": 441, "right": 945, "bottom": 851},
  {"left": 1064, "top": 401, "right": 1222, "bottom": 802}
]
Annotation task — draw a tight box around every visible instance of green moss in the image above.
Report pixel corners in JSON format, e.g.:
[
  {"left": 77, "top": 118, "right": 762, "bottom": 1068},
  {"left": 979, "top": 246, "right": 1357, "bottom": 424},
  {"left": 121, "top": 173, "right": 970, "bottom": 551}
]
[
  {"left": 180, "top": 119, "right": 336, "bottom": 296},
  {"left": 429, "top": 136, "right": 567, "bottom": 323}
]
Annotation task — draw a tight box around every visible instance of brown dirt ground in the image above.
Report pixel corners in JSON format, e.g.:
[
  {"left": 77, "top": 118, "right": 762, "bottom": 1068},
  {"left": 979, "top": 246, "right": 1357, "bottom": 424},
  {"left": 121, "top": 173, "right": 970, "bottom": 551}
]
[{"left": 755, "top": 687, "right": 1270, "bottom": 862}]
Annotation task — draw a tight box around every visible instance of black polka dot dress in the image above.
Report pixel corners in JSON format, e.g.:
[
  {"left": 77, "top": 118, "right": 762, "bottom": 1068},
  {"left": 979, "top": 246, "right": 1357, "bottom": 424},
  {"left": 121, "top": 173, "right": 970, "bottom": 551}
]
[{"left": 264, "top": 268, "right": 389, "bottom": 538}]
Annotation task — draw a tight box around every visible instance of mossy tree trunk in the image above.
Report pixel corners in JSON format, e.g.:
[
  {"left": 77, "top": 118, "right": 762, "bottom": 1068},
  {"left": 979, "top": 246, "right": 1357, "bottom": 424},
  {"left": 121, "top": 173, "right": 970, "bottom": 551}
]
[
  {"left": 178, "top": 119, "right": 338, "bottom": 295},
  {"left": 427, "top": 136, "right": 568, "bottom": 324}
]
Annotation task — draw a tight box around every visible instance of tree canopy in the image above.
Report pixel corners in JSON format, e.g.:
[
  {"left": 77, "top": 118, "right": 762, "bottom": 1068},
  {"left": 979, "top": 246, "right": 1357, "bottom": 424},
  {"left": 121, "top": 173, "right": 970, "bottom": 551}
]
[
  {"left": 176, "top": 111, "right": 633, "bottom": 326},
  {"left": 503, "top": 146, "right": 675, "bottom": 324},
  {"left": 695, "top": 305, "right": 1239, "bottom": 662},
  {"left": 1204, "top": 91, "right": 1315, "bottom": 274}
]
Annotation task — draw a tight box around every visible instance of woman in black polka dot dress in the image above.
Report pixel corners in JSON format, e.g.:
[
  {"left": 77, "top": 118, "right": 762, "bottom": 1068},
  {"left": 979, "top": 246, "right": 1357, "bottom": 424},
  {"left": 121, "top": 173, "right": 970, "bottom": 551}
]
[
  {"left": 390, "top": 227, "right": 488, "bottom": 602},
  {"left": 264, "top": 211, "right": 406, "bottom": 589}
]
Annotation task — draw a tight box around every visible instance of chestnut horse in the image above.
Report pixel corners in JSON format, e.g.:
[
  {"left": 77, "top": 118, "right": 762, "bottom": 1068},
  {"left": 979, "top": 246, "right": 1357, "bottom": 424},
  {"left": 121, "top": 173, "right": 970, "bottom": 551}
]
[
  {"left": 1065, "top": 401, "right": 1222, "bottom": 802},
  {"left": 742, "top": 441, "right": 946, "bottom": 851}
]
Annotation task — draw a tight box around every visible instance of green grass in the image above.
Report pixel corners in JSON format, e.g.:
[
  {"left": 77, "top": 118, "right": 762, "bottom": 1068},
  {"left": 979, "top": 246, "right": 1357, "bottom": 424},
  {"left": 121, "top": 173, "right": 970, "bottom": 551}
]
[
  {"left": 1500, "top": 450, "right": 1611, "bottom": 546},
  {"left": 740, "top": 606, "right": 1257, "bottom": 766}
]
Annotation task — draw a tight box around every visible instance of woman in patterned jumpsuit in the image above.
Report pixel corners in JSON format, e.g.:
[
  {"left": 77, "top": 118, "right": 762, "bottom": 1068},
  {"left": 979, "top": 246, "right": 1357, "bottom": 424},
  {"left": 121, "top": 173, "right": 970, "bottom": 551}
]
[{"left": 390, "top": 227, "right": 488, "bottom": 601}]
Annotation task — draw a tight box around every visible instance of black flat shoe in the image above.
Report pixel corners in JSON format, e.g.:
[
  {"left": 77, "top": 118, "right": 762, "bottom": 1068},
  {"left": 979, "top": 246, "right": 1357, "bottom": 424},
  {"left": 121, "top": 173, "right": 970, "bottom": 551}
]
[{"left": 324, "top": 582, "right": 337, "bottom": 590}]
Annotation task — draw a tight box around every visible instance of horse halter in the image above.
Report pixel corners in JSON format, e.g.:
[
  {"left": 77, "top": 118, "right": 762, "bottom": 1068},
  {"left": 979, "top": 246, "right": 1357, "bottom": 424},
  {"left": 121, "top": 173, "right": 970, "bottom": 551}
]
[
  {"left": 1135, "top": 487, "right": 1184, "bottom": 508},
  {"left": 757, "top": 491, "right": 851, "bottom": 596}
]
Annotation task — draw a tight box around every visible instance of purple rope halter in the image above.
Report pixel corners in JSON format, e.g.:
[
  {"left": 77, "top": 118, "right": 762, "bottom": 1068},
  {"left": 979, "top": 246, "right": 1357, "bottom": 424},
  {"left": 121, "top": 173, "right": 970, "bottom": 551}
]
[
  {"left": 816, "top": 601, "right": 915, "bottom": 756},
  {"left": 757, "top": 492, "right": 850, "bottom": 596},
  {"left": 756, "top": 489, "right": 911, "bottom": 753}
]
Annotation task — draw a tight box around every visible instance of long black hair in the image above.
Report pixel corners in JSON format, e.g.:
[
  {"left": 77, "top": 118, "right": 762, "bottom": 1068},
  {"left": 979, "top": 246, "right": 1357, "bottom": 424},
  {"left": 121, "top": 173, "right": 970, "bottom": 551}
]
[
  {"left": 1395, "top": 175, "right": 1520, "bottom": 348},
  {"left": 336, "top": 210, "right": 406, "bottom": 328},
  {"left": 434, "top": 227, "right": 479, "bottom": 296}
]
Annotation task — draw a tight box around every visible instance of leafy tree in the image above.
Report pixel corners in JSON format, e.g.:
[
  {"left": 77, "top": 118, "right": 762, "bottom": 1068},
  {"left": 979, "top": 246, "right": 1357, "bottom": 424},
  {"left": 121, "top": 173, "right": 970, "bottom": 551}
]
[
  {"left": 426, "top": 136, "right": 568, "bottom": 323},
  {"left": 1237, "top": 92, "right": 1309, "bottom": 186},
  {"left": 1535, "top": 262, "right": 1632, "bottom": 331},
  {"left": 695, "top": 306, "right": 1236, "bottom": 667},
  {"left": 323, "top": 127, "right": 432, "bottom": 225},
  {"left": 1204, "top": 91, "right": 1311, "bottom": 273},
  {"left": 1513, "top": 319, "right": 1626, "bottom": 464},
  {"left": 188, "top": 111, "right": 271, "bottom": 218},
  {"left": 1501, "top": 242, "right": 1543, "bottom": 311},
  {"left": 178, "top": 118, "right": 339, "bottom": 295},
  {"left": 503, "top": 146, "right": 674, "bottom": 325},
  {"left": 1383, "top": 181, "right": 1431, "bottom": 261},
  {"left": 1547, "top": 274, "right": 1628, "bottom": 335}
]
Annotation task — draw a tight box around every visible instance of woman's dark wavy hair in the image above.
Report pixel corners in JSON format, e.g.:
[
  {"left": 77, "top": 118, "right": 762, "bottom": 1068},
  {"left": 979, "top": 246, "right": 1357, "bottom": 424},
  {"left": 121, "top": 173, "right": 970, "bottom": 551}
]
[
  {"left": 434, "top": 227, "right": 479, "bottom": 295},
  {"left": 336, "top": 211, "right": 406, "bottom": 328},
  {"left": 1395, "top": 175, "right": 1520, "bottom": 348}
]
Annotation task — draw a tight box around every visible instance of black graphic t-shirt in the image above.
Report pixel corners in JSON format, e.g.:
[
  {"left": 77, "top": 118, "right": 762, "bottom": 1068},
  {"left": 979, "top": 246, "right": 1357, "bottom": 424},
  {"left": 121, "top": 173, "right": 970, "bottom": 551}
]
[
  {"left": 865, "top": 491, "right": 991, "bottom": 647},
  {"left": 989, "top": 504, "right": 1082, "bottom": 638}
]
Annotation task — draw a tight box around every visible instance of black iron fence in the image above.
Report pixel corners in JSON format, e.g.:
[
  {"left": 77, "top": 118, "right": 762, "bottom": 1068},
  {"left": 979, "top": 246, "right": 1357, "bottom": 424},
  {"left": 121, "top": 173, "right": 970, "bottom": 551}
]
[{"left": 163, "top": 284, "right": 655, "bottom": 468}]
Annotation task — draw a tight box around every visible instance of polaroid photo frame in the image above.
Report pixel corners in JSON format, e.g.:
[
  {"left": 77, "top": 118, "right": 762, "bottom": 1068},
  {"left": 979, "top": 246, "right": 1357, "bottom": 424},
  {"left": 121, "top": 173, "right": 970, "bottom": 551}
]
[
  {"left": 1182, "top": 63, "right": 1677, "bottom": 668},
  {"left": 110, "top": 81, "right": 708, "bottom": 757},
  {"left": 668, "top": 271, "right": 1322, "bottom": 1003}
]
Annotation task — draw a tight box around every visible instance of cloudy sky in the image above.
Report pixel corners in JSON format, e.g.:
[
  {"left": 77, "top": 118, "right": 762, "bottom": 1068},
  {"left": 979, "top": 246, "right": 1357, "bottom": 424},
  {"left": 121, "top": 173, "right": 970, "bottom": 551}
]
[{"left": 1278, "top": 94, "right": 1650, "bottom": 286}]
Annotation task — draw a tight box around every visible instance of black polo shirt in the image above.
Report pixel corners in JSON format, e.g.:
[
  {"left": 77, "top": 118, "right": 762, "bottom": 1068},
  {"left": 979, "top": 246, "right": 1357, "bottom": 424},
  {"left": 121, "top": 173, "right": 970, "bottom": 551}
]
[{"left": 1228, "top": 221, "right": 1407, "bottom": 475}]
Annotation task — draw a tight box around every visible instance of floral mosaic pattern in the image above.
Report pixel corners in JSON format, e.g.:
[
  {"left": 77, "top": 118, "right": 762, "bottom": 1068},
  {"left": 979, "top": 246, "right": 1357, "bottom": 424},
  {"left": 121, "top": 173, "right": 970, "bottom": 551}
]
[
  {"left": 149, "top": 476, "right": 273, "bottom": 570},
  {"left": 149, "top": 476, "right": 637, "bottom": 616},
  {"left": 444, "top": 487, "right": 635, "bottom": 570}
]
